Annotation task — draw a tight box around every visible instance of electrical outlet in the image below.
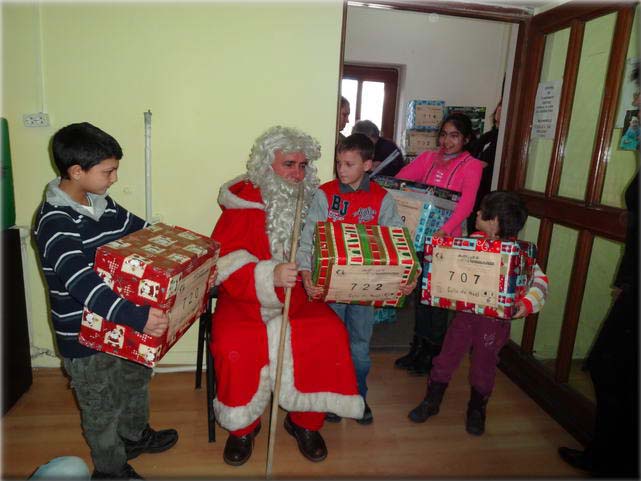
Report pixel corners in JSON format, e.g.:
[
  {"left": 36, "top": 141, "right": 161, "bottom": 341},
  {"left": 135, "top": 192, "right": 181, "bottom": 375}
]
[{"left": 23, "top": 112, "right": 50, "bottom": 128}]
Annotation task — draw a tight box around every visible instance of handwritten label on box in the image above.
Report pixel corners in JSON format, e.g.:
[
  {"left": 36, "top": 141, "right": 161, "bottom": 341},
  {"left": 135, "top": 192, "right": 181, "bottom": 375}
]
[
  {"left": 387, "top": 191, "right": 424, "bottom": 239},
  {"left": 415, "top": 104, "right": 443, "bottom": 127},
  {"left": 166, "top": 257, "right": 214, "bottom": 343},
  {"left": 430, "top": 246, "right": 501, "bottom": 307},
  {"left": 407, "top": 131, "right": 439, "bottom": 154},
  {"left": 326, "top": 264, "right": 406, "bottom": 302}
]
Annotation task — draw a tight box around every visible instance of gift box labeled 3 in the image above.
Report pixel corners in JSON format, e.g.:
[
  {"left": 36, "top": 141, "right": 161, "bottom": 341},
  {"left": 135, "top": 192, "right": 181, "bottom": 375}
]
[
  {"left": 312, "top": 222, "right": 420, "bottom": 307},
  {"left": 79, "top": 223, "right": 220, "bottom": 366},
  {"left": 420, "top": 235, "right": 537, "bottom": 319},
  {"left": 372, "top": 176, "right": 459, "bottom": 252}
]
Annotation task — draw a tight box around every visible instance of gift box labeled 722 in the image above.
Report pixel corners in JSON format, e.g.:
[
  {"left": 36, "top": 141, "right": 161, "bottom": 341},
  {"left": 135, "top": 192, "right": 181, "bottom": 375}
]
[
  {"left": 420, "top": 235, "right": 537, "bottom": 319},
  {"left": 79, "top": 223, "right": 220, "bottom": 367},
  {"left": 312, "top": 222, "right": 420, "bottom": 307}
]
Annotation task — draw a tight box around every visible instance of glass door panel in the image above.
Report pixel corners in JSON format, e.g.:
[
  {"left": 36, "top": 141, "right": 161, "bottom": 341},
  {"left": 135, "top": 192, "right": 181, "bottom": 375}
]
[
  {"left": 524, "top": 28, "right": 570, "bottom": 192},
  {"left": 360, "top": 81, "right": 385, "bottom": 130},
  {"left": 533, "top": 224, "right": 578, "bottom": 369},
  {"left": 602, "top": 6, "right": 639, "bottom": 208},
  {"left": 558, "top": 13, "right": 617, "bottom": 200},
  {"left": 510, "top": 215, "right": 541, "bottom": 346},
  {"left": 569, "top": 236, "right": 624, "bottom": 400}
]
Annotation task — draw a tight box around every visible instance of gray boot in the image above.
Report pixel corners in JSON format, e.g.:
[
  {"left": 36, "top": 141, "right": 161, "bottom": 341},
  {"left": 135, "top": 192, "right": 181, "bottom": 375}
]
[{"left": 408, "top": 381, "right": 448, "bottom": 423}]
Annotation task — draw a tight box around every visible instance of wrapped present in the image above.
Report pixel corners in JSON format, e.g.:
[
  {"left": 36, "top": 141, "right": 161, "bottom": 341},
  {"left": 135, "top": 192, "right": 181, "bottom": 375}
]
[
  {"left": 79, "top": 223, "right": 220, "bottom": 366},
  {"left": 406, "top": 100, "right": 445, "bottom": 131},
  {"left": 312, "top": 222, "right": 419, "bottom": 307},
  {"left": 405, "top": 130, "right": 439, "bottom": 155},
  {"left": 372, "top": 176, "right": 459, "bottom": 251},
  {"left": 420, "top": 235, "right": 537, "bottom": 319},
  {"left": 373, "top": 307, "right": 398, "bottom": 324}
]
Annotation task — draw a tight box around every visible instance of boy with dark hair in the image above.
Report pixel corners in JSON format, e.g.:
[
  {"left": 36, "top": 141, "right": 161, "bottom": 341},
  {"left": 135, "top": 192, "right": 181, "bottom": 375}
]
[
  {"left": 34, "top": 122, "right": 178, "bottom": 479},
  {"left": 297, "top": 133, "right": 417, "bottom": 425},
  {"left": 408, "top": 191, "right": 548, "bottom": 435}
]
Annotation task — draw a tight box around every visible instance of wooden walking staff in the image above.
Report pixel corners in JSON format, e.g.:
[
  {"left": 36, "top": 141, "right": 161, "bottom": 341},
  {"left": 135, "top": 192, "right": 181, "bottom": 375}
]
[{"left": 265, "top": 183, "right": 305, "bottom": 478}]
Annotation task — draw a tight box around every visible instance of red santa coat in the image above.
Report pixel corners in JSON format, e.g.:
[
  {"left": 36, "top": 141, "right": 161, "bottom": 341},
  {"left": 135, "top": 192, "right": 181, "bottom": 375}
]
[{"left": 210, "top": 175, "right": 364, "bottom": 431}]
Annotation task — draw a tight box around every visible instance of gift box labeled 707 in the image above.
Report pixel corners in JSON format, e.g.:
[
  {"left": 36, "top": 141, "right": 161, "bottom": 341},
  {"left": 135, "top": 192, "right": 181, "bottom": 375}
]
[
  {"left": 79, "top": 223, "right": 220, "bottom": 367},
  {"left": 420, "top": 235, "right": 537, "bottom": 319},
  {"left": 312, "top": 222, "right": 420, "bottom": 307}
]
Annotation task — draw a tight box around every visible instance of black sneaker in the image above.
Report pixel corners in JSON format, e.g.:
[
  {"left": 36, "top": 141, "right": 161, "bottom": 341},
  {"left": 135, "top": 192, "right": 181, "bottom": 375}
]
[
  {"left": 325, "top": 412, "right": 342, "bottom": 423},
  {"left": 92, "top": 463, "right": 143, "bottom": 479},
  {"left": 356, "top": 402, "right": 373, "bottom": 425},
  {"left": 122, "top": 424, "right": 178, "bottom": 460}
]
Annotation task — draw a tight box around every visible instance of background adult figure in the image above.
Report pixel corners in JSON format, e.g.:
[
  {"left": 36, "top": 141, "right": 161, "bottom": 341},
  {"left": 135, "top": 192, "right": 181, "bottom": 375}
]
[
  {"left": 558, "top": 66, "right": 639, "bottom": 478},
  {"left": 338, "top": 96, "right": 351, "bottom": 143},
  {"left": 352, "top": 120, "right": 405, "bottom": 177},
  {"left": 393, "top": 113, "right": 484, "bottom": 376},
  {"left": 467, "top": 101, "right": 502, "bottom": 233},
  {"left": 209, "top": 126, "right": 363, "bottom": 467}
]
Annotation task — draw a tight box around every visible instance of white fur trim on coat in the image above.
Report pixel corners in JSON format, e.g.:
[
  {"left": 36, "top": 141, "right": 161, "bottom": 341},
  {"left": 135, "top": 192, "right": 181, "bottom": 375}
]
[
  {"left": 215, "top": 250, "right": 258, "bottom": 286},
  {"left": 218, "top": 174, "right": 265, "bottom": 211},
  {"left": 255, "top": 260, "right": 283, "bottom": 309},
  {"left": 213, "top": 314, "right": 364, "bottom": 432}
]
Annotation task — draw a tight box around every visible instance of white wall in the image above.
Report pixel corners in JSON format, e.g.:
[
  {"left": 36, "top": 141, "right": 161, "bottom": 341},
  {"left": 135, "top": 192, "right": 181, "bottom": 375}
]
[{"left": 344, "top": 5, "right": 514, "bottom": 146}]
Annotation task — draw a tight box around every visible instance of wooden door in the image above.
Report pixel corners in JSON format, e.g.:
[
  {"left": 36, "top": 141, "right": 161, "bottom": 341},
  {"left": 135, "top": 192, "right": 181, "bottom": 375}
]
[{"left": 498, "top": 1, "right": 638, "bottom": 443}]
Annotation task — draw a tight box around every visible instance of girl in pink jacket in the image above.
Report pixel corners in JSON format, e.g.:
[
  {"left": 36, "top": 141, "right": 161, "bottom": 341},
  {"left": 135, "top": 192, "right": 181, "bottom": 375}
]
[
  {"left": 394, "top": 113, "right": 485, "bottom": 375},
  {"left": 395, "top": 113, "right": 484, "bottom": 237}
]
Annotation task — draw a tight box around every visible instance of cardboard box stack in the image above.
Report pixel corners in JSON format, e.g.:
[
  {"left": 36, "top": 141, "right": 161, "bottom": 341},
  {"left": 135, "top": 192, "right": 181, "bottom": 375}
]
[
  {"left": 312, "top": 222, "right": 420, "bottom": 307},
  {"left": 79, "top": 223, "right": 220, "bottom": 367},
  {"left": 420, "top": 235, "right": 537, "bottom": 319},
  {"left": 405, "top": 100, "right": 445, "bottom": 156}
]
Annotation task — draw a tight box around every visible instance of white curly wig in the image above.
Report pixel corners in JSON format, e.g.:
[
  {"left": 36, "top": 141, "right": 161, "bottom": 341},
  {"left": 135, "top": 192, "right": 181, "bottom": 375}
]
[{"left": 246, "top": 126, "right": 321, "bottom": 258}]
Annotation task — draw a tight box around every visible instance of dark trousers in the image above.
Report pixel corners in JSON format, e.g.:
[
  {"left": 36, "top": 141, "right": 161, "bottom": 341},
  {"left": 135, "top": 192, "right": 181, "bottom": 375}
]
[
  {"left": 64, "top": 353, "right": 151, "bottom": 473},
  {"left": 415, "top": 252, "right": 450, "bottom": 345},
  {"left": 430, "top": 312, "right": 511, "bottom": 397},
  {"left": 586, "top": 289, "right": 639, "bottom": 477}
]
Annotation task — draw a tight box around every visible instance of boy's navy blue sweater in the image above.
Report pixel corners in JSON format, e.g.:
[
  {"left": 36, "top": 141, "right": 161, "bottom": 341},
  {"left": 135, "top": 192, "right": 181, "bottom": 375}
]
[{"left": 34, "top": 178, "right": 150, "bottom": 358}]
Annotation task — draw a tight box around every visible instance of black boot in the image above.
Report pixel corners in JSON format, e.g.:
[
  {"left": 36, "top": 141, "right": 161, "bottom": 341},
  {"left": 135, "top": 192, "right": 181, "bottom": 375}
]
[
  {"left": 465, "top": 387, "right": 488, "bottom": 436},
  {"left": 92, "top": 463, "right": 143, "bottom": 479},
  {"left": 408, "top": 381, "right": 448, "bottom": 423},
  {"left": 408, "top": 340, "right": 440, "bottom": 376},
  {"left": 394, "top": 335, "right": 422, "bottom": 370}
]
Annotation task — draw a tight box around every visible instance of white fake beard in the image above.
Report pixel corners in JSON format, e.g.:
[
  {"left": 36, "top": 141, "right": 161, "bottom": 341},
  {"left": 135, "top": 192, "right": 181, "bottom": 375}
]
[{"left": 255, "top": 169, "right": 316, "bottom": 261}]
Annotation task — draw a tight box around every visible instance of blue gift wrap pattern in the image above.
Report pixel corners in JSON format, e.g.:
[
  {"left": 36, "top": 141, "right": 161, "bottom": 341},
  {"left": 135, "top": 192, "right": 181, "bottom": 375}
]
[{"left": 406, "top": 100, "right": 446, "bottom": 131}]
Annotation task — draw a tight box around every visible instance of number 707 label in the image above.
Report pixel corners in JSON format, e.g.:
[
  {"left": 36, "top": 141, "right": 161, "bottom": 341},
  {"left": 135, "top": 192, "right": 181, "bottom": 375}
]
[{"left": 430, "top": 246, "right": 501, "bottom": 307}]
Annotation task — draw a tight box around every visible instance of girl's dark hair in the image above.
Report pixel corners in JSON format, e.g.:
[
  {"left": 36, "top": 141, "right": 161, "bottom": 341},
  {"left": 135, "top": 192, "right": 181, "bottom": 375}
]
[
  {"left": 438, "top": 112, "right": 476, "bottom": 152},
  {"left": 479, "top": 191, "right": 528, "bottom": 238}
]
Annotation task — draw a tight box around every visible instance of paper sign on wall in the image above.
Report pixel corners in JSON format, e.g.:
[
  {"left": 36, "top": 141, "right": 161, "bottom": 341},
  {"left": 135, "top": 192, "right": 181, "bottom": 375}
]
[{"left": 532, "top": 80, "right": 563, "bottom": 139}]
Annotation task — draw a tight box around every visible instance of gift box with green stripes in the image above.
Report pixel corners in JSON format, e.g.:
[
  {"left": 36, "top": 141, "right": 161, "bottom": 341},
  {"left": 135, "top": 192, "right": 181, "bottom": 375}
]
[{"left": 312, "top": 222, "right": 420, "bottom": 307}]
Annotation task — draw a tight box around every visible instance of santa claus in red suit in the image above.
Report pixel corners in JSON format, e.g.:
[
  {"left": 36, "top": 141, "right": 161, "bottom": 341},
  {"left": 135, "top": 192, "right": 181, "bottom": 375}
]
[{"left": 210, "top": 126, "right": 364, "bottom": 466}]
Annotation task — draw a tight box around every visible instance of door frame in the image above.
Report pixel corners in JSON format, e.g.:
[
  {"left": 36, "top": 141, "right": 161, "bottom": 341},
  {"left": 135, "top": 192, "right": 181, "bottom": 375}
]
[{"left": 498, "top": 1, "right": 636, "bottom": 444}]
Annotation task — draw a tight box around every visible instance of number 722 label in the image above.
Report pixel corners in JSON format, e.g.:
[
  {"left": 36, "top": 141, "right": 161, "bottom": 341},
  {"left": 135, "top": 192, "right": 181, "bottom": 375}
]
[{"left": 325, "top": 264, "right": 407, "bottom": 302}]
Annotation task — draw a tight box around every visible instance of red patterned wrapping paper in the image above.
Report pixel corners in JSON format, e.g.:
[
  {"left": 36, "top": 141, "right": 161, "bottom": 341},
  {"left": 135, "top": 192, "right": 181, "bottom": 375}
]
[
  {"left": 312, "top": 222, "right": 420, "bottom": 307},
  {"left": 79, "top": 223, "right": 220, "bottom": 366},
  {"left": 420, "top": 235, "right": 536, "bottom": 319}
]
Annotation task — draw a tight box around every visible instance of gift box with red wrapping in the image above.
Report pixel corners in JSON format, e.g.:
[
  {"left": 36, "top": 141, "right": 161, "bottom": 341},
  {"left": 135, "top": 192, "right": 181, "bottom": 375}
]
[
  {"left": 420, "top": 235, "right": 537, "bottom": 319},
  {"left": 79, "top": 223, "right": 219, "bottom": 366},
  {"left": 312, "top": 222, "right": 420, "bottom": 307}
]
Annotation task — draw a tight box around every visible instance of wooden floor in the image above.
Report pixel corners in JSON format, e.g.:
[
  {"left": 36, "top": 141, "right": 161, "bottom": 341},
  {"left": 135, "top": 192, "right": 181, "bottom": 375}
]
[{"left": 2, "top": 352, "right": 587, "bottom": 479}]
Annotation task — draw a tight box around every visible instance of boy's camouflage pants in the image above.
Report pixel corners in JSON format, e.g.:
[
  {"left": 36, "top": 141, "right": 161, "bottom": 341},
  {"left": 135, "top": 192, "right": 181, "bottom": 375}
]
[{"left": 64, "top": 352, "right": 151, "bottom": 473}]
